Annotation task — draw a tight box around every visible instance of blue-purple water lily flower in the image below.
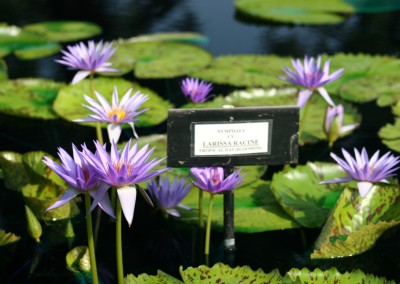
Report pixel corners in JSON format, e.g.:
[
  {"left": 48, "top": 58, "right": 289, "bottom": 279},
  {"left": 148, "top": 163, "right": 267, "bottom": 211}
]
[
  {"left": 83, "top": 139, "right": 170, "bottom": 225},
  {"left": 43, "top": 144, "right": 115, "bottom": 218},
  {"left": 56, "top": 40, "right": 119, "bottom": 84},
  {"left": 74, "top": 87, "right": 149, "bottom": 143},
  {"left": 280, "top": 55, "right": 343, "bottom": 108},
  {"left": 190, "top": 167, "right": 243, "bottom": 194},
  {"left": 147, "top": 175, "right": 191, "bottom": 217},
  {"left": 181, "top": 77, "right": 213, "bottom": 103},
  {"left": 321, "top": 147, "right": 400, "bottom": 198},
  {"left": 324, "top": 104, "right": 358, "bottom": 146}
]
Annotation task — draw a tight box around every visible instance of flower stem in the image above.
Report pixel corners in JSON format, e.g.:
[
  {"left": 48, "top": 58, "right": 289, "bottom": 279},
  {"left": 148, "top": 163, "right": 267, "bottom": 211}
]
[
  {"left": 89, "top": 74, "right": 104, "bottom": 145},
  {"left": 198, "top": 188, "right": 204, "bottom": 229},
  {"left": 116, "top": 197, "right": 124, "bottom": 284},
  {"left": 205, "top": 193, "right": 215, "bottom": 266},
  {"left": 85, "top": 194, "right": 99, "bottom": 284}
]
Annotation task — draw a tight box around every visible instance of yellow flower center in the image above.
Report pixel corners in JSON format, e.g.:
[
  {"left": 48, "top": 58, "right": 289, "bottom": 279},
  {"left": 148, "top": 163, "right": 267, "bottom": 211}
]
[{"left": 108, "top": 108, "right": 126, "bottom": 121}]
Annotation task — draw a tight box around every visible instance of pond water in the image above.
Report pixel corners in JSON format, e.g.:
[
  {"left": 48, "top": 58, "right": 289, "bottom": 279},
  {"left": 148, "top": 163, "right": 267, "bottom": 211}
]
[{"left": 1, "top": 0, "right": 400, "bottom": 283}]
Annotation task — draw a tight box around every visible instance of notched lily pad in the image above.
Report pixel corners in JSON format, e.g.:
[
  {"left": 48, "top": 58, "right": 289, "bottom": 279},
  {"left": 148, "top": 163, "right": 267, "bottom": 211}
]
[
  {"left": 180, "top": 262, "right": 282, "bottom": 283},
  {"left": 270, "top": 162, "right": 348, "bottom": 228},
  {"left": 109, "top": 40, "right": 212, "bottom": 78},
  {"left": 53, "top": 77, "right": 172, "bottom": 128},
  {"left": 285, "top": 267, "right": 395, "bottom": 283},
  {"left": 23, "top": 21, "right": 102, "bottom": 42},
  {"left": 0, "top": 78, "right": 63, "bottom": 119},
  {"left": 312, "top": 184, "right": 400, "bottom": 258},
  {"left": 234, "top": 0, "right": 354, "bottom": 25}
]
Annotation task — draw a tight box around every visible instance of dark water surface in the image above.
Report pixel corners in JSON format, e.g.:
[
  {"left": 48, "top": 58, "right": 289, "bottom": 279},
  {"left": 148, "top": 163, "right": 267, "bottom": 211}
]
[{"left": 1, "top": 0, "right": 400, "bottom": 283}]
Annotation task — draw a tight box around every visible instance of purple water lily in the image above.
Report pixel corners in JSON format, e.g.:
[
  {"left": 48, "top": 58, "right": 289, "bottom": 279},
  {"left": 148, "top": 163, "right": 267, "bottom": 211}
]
[
  {"left": 321, "top": 147, "right": 400, "bottom": 198},
  {"left": 181, "top": 77, "right": 213, "bottom": 103},
  {"left": 83, "top": 139, "right": 170, "bottom": 225},
  {"left": 324, "top": 104, "right": 358, "bottom": 146},
  {"left": 56, "top": 40, "right": 119, "bottom": 84},
  {"left": 190, "top": 167, "right": 243, "bottom": 194},
  {"left": 43, "top": 144, "right": 115, "bottom": 218},
  {"left": 74, "top": 87, "right": 149, "bottom": 143},
  {"left": 280, "top": 55, "right": 343, "bottom": 108},
  {"left": 147, "top": 175, "right": 191, "bottom": 217}
]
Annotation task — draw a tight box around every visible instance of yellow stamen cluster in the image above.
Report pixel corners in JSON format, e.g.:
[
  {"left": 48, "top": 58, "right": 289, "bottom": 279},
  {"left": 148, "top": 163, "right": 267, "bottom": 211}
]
[{"left": 108, "top": 108, "right": 127, "bottom": 121}]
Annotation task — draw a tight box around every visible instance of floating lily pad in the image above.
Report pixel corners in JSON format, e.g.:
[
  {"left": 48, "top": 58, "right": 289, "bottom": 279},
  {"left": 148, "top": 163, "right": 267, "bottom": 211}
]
[
  {"left": 184, "top": 88, "right": 360, "bottom": 145},
  {"left": 66, "top": 246, "right": 92, "bottom": 283},
  {"left": 23, "top": 21, "right": 101, "bottom": 42},
  {"left": 0, "top": 78, "right": 63, "bottom": 119},
  {"left": 53, "top": 77, "right": 172, "bottom": 128},
  {"left": 270, "top": 162, "right": 348, "bottom": 228},
  {"left": 14, "top": 42, "right": 61, "bottom": 60},
  {"left": 0, "top": 151, "right": 29, "bottom": 192},
  {"left": 179, "top": 179, "right": 299, "bottom": 233},
  {"left": 312, "top": 184, "right": 400, "bottom": 258},
  {"left": 190, "top": 54, "right": 291, "bottom": 88},
  {"left": 378, "top": 118, "right": 400, "bottom": 152},
  {"left": 345, "top": 0, "right": 400, "bottom": 13},
  {"left": 108, "top": 40, "right": 212, "bottom": 78},
  {"left": 126, "top": 270, "right": 183, "bottom": 284},
  {"left": 180, "top": 263, "right": 282, "bottom": 283},
  {"left": 0, "top": 229, "right": 20, "bottom": 247},
  {"left": 22, "top": 183, "right": 80, "bottom": 221},
  {"left": 0, "top": 230, "right": 20, "bottom": 272},
  {"left": 126, "top": 32, "right": 208, "bottom": 45},
  {"left": 0, "top": 25, "right": 48, "bottom": 52},
  {"left": 286, "top": 267, "right": 395, "bottom": 283},
  {"left": 234, "top": 0, "right": 354, "bottom": 25},
  {"left": 0, "top": 58, "right": 7, "bottom": 80}
]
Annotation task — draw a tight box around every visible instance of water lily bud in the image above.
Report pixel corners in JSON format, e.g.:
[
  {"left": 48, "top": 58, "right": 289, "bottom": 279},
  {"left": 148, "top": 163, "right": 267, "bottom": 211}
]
[{"left": 25, "top": 205, "right": 42, "bottom": 243}]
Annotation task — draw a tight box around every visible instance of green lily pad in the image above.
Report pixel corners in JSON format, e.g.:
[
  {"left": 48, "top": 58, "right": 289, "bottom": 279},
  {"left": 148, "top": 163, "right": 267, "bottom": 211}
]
[
  {"left": 234, "top": 0, "right": 354, "bottom": 25},
  {"left": 0, "top": 78, "right": 63, "bottom": 119},
  {"left": 0, "top": 229, "right": 20, "bottom": 247},
  {"left": 285, "top": 267, "right": 396, "bottom": 283},
  {"left": 180, "top": 263, "right": 283, "bottom": 283},
  {"left": 0, "top": 230, "right": 20, "bottom": 272},
  {"left": 184, "top": 88, "right": 360, "bottom": 145},
  {"left": 108, "top": 40, "right": 212, "bottom": 78},
  {"left": 53, "top": 77, "right": 172, "bottom": 128},
  {"left": 0, "top": 151, "right": 30, "bottom": 192},
  {"left": 125, "top": 270, "right": 183, "bottom": 284},
  {"left": 22, "top": 183, "right": 80, "bottom": 221},
  {"left": 190, "top": 54, "right": 291, "bottom": 88},
  {"left": 126, "top": 32, "right": 208, "bottom": 45},
  {"left": 179, "top": 179, "right": 299, "bottom": 233},
  {"left": 14, "top": 42, "right": 61, "bottom": 60},
  {"left": 270, "top": 162, "right": 348, "bottom": 228},
  {"left": 0, "top": 25, "right": 48, "bottom": 51},
  {"left": 312, "top": 184, "right": 400, "bottom": 258},
  {"left": 23, "top": 21, "right": 101, "bottom": 42},
  {"left": 345, "top": 0, "right": 400, "bottom": 13},
  {"left": 0, "top": 58, "right": 7, "bottom": 80},
  {"left": 21, "top": 151, "right": 67, "bottom": 188}
]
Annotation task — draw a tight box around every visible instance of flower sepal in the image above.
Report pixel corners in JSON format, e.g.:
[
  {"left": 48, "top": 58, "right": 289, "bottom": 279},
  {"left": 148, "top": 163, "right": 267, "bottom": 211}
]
[{"left": 117, "top": 186, "right": 137, "bottom": 227}]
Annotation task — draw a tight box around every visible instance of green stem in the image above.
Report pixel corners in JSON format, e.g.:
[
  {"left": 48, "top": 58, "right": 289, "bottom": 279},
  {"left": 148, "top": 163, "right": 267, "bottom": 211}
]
[
  {"left": 116, "top": 197, "right": 124, "bottom": 284},
  {"left": 198, "top": 188, "right": 204, "bottom": 229},
  {"left": 205, "top": 193, "right": 215, "bottom": 266},
  {"left": 89, "top": 74, "right": 104, "bottom": 144},
  {"left": 85, "top": 194, "right": 99, "bottom": 284}
]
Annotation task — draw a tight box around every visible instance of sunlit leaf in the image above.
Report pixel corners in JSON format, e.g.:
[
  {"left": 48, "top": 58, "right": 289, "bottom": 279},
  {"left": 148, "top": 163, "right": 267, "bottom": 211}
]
[
  {"left": 23, "top": 21, "right": 101, "bottom": 42},
  {"left": 285, "top": 267, "right": 396, "bottom": 283},
  {"left": 66, "top": 246, "right": 92, "bottom": 283},
  {"left": 125, "top": 270, "right": 183, "bottom": 284},
  {"left": 53, "top": 77, "right": 172, "bottom": 128},
  {"left": 312, "top": 184, "right": 400, "bottom": 258},
  {"left": 180, "top": 263, "right": 283, "bottom": 283},
  {"left": 0, "top": 78, "right": 63, "bottom": 119},
  {"left": 234, "top": 0, "right": 354, "bottom": 25},
  {"left": 270, "top": 162, "right": 348, "bottom": 227}
]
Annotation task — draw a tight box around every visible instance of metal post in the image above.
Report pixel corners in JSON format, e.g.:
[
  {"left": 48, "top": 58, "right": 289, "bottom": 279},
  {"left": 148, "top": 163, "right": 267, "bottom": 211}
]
[{"left": 223, "top": 166, "right": 235, "bottom": 266}]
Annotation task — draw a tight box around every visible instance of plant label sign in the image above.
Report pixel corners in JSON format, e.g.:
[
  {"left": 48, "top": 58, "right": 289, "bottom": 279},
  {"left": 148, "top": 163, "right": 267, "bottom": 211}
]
[{"left": 167, "top": 106, "right": 299, "bottom": 167}]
